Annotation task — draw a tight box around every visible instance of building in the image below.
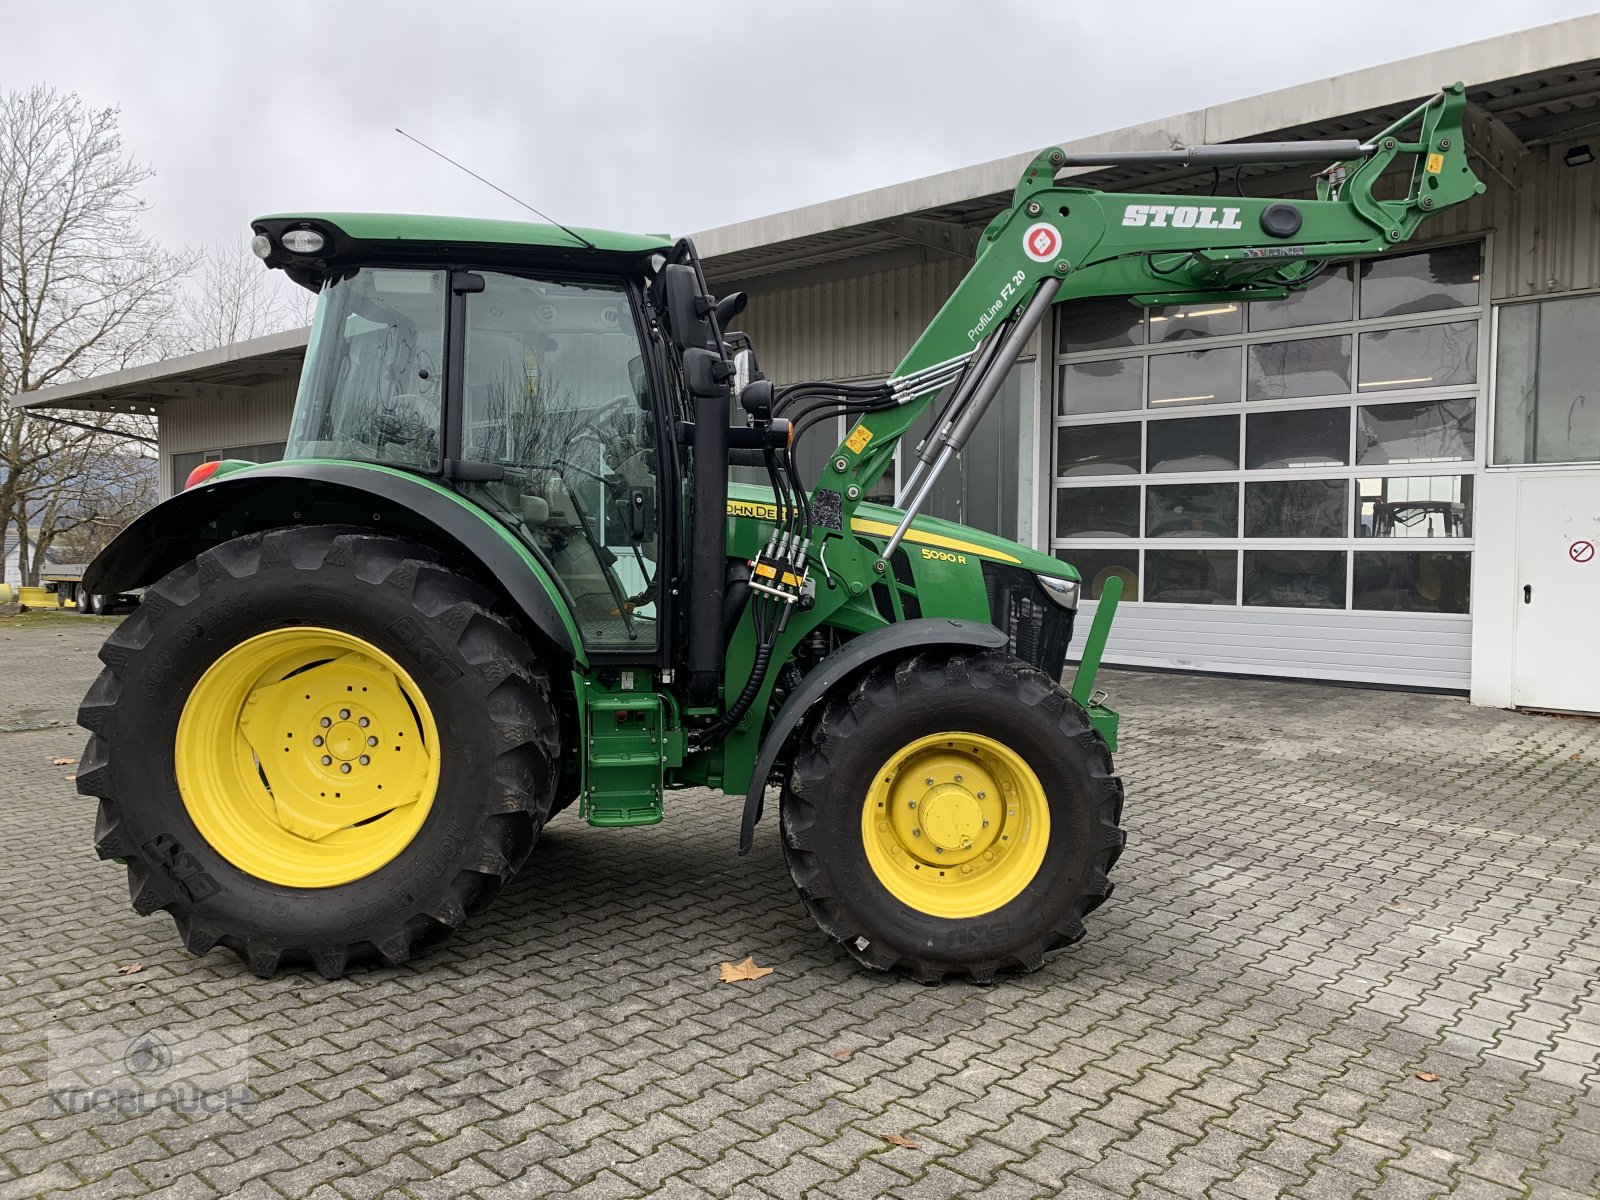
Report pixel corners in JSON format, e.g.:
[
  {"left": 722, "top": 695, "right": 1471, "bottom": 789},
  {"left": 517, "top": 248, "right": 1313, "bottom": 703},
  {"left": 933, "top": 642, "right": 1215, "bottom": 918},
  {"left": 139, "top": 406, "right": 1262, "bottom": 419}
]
[{"left": 10, "top": 17, "right": 1600, "bottom": 713}]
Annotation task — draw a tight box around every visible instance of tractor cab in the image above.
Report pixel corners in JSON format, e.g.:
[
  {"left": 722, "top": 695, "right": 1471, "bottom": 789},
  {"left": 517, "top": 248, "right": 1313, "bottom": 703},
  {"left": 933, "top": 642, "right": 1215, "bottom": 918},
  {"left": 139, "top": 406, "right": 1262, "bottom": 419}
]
[{"left": 253, "top": 215, "right": 681, "bottom": 655}]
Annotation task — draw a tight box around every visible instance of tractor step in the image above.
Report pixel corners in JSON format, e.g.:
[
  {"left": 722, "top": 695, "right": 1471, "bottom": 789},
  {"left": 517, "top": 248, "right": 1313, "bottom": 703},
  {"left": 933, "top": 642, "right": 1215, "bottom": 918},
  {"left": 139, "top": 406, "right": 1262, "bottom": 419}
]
[{"left": 581, "top": 691, "right": 670, "bottom": 827}]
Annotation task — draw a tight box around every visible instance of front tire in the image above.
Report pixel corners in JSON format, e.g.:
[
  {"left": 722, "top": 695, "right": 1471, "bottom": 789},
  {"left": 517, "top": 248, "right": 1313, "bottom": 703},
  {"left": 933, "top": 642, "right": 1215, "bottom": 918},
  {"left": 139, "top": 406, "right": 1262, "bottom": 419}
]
[
  {"left": 77, "top": 525, "right": 559, "bottom": 978},
  {"left": 781, "top": 650, "right": 1124, "bottom": 983}
]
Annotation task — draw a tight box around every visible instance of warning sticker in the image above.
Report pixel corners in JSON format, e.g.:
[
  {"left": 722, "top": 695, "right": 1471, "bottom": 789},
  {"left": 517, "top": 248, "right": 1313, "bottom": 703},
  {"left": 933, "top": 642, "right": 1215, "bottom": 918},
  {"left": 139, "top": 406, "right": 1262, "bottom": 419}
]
[
  {"left": 1571, "top": 539, "right": 1595, "bottom": 563},
  {"left": 845, "top": 425, "right": 873, "bottom": 453},
  {"left": 1022, "top": 222, "right": 1061, "bottom": 263},
  {"left": 1426, "top": 152, "right": 1445, "bottom": 174}
]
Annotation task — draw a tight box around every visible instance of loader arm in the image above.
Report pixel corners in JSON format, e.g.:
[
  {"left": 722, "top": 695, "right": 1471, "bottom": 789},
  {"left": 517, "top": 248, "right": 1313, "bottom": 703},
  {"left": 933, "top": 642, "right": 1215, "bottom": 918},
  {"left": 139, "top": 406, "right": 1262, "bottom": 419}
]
[
  {"left": 713, "top": 84, "right": 1483, "bottom": 811},
  {"left": 825, "top": 84, "right": 1484, "bottom": 533}
]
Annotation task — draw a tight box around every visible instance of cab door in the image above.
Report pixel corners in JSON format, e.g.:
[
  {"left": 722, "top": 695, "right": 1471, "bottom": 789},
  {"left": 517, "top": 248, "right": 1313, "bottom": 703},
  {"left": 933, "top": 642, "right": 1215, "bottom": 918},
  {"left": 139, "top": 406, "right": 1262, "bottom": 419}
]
[{"left": 447, "top": 270, "right": 667, "bottom": 656}]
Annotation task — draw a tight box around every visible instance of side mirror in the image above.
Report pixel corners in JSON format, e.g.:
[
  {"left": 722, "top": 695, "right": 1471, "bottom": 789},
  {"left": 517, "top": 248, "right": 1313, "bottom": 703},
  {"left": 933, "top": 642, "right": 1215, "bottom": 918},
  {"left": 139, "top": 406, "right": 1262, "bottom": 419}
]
[
  {"left": 656, "top": 263, "right": 712, "bottom": 351},
  {"left": 682, "top": 348, "right": 731, "bottom": 399}
]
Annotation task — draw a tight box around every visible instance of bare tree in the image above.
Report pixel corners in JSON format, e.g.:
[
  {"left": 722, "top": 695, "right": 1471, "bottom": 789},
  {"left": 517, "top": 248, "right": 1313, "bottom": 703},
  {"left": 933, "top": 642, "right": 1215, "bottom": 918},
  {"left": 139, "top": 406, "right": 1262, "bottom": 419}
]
[
  {"left": 36, "top": 433, "right": 158, "bottom": 564},
  {"left": 177, "top": 238, "right": 314, "bottom": 352},
  {"left": 0, "top": 85, "right": 190, "bottom": 584}
]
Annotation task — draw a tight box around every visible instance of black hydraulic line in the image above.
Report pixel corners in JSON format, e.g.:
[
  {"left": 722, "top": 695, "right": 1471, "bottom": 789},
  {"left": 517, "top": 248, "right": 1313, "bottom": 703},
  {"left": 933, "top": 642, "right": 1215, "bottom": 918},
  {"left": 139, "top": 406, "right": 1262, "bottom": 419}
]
[
  {"left": 692, "top": 601, "right": 792, "bottom": 749},
  {"left": 778, "top": 444, "right": 810, "bottom": 535},
  {"left": 774, "top": 381, "right": 891, "bottom": 414}
]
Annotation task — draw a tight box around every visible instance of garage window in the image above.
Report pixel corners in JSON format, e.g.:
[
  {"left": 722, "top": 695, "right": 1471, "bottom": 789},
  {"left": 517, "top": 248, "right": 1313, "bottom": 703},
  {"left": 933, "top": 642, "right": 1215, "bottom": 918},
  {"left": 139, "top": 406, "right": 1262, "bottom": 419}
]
[
  {"left": 1493, "top": 293, "right": 1600, "bottom": 464},
  {"left": 1053, "top": 241, "right": 1482, "bottom": 612}
]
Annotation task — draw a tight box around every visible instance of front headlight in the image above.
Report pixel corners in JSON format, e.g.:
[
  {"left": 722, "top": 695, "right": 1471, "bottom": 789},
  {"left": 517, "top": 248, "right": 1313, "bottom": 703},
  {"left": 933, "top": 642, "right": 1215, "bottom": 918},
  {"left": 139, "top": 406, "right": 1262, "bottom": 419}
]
[
  {"left": 280, "top": 228, "right": 326, "bottom": 254},
  {"left": 1036, "top": 573, "right": 1081, "bottom": 611}
]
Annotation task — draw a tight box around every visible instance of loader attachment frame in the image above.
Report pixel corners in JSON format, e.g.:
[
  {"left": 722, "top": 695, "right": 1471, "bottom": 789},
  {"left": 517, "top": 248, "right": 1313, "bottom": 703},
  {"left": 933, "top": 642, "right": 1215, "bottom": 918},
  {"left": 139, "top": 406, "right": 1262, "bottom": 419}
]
[{"left": 713, "top": 84, "right": 1483, "bottom": 813}]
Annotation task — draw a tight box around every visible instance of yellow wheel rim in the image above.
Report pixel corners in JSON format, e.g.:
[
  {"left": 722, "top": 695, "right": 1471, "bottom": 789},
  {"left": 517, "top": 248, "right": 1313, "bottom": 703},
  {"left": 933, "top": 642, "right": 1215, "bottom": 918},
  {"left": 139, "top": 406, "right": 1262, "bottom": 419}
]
[
  {"left": 175, "top": 627, "right": 440, "bottom": 889},
  {"left": 861, "top": 731, "right": 1051, "bottom": 919}
]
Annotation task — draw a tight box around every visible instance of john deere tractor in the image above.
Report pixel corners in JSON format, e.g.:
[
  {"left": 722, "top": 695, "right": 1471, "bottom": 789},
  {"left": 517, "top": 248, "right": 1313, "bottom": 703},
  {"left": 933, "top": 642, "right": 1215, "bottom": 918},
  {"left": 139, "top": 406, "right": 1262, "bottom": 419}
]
[{"left": 76, "top": 88, "right": 1482, "bottom": 980}]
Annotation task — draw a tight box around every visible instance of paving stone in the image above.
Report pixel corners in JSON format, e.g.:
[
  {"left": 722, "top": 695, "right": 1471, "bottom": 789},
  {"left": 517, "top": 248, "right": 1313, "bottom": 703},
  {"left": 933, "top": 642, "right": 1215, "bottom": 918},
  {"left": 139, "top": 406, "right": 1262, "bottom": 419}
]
[{"left": 5, "top": 632, "right": 1598, "bottom": 1200}]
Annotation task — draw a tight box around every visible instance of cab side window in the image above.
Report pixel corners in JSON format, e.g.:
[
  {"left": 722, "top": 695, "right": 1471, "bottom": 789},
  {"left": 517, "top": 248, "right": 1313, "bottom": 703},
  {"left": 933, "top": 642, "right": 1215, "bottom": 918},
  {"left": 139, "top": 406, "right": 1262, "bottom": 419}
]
[{"left": 456, "top": 272, "right": 658, "bottom": 651}]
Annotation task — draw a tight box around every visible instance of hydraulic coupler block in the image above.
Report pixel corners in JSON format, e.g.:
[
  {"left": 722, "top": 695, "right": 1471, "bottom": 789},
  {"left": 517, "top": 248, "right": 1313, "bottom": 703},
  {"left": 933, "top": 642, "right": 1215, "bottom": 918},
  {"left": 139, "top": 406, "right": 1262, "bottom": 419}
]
[{"left": 748, "top": 533, "right": 814, "bottom": 606}]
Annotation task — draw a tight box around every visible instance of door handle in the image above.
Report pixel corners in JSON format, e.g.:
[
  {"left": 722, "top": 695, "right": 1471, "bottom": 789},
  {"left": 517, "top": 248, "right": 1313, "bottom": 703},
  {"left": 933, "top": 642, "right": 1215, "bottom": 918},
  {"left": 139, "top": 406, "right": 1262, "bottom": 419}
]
[
  {"left": 1524, "top": 584, "right": 1532, "bottom": 604},
  {"left": 629, "top": 488, "right": 648, "bottom": 541}
]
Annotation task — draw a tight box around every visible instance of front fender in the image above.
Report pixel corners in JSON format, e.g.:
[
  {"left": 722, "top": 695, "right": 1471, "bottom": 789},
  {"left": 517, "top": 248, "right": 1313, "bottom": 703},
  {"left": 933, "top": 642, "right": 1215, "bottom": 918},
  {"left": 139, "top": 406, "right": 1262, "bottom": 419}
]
[
  {"left": 737, "top": 617, "right": 1008, "bottom": 854},
  {"left": 87, "top": 460, "right": 584, "bottom": 663}
]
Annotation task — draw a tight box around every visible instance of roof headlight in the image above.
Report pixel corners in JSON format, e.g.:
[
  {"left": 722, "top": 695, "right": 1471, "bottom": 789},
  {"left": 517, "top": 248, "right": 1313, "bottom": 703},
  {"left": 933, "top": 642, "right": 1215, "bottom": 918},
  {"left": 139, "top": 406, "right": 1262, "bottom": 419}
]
[
  {"left": 1036, "top": 573, "right": 1081, "bottom": 611},
  {"left": 249, "top": 233, "right": 273, "bottom": 259},
  {"left": 280, "top": 228, "right": 326, "bottom": 254}
]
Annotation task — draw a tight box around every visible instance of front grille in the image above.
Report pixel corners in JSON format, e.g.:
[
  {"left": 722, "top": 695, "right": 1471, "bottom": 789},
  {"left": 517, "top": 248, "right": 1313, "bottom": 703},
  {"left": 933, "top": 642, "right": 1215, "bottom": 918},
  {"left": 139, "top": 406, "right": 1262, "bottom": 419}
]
[{"left": 982, "top": 562, "right": 1074, "bottom": 681}]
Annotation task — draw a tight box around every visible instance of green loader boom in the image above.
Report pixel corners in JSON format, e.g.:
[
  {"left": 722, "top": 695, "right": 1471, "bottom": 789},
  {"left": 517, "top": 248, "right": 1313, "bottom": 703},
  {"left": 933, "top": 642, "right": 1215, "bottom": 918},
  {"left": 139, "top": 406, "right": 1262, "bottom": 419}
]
[{"left": 74, "top": 84, "right": 1481, "bottom": 982}]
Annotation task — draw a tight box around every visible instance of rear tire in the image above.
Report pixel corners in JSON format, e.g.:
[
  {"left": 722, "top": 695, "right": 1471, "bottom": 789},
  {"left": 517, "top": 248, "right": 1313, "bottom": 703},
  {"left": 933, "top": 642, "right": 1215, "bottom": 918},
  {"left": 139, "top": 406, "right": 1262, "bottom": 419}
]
[
  {"left": 77, "top": 524, "right": 560, "bottom": 978},
  {"left": 781, "top": 650, "right": 1124, "bottom": 983}
]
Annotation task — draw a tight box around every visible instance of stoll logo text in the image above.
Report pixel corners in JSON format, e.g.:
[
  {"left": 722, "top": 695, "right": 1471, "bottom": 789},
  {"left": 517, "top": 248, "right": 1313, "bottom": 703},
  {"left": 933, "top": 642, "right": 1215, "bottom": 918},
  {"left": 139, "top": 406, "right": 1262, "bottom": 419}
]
[{"left": 1121, "top": 204, "right": 1243, "bottom": 230}]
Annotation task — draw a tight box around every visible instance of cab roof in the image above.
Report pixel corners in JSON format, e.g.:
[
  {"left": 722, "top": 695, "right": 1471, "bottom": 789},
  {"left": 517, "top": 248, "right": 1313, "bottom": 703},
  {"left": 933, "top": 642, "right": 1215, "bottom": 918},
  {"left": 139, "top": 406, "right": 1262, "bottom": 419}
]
[
  {"left": 255, "top": 212, "right": 673, "bottom": 255},
  {"left": 250, "top": 212, "right": 674, "bottom": 288}
]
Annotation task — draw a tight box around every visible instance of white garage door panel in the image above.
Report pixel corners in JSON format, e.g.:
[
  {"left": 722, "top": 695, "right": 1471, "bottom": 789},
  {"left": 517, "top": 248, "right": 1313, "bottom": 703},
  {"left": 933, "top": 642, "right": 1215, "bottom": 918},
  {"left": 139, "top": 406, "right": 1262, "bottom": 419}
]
[{"left": 1068, "top": 602, "right": 1472, "bottom": 689}]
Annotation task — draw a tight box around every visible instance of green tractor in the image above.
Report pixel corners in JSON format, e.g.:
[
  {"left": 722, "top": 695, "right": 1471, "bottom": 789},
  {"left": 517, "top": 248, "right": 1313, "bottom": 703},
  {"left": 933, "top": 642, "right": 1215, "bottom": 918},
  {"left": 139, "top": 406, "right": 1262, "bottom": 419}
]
[{"left": 77, "top": 88, "right": 1482, "bottom": 980}]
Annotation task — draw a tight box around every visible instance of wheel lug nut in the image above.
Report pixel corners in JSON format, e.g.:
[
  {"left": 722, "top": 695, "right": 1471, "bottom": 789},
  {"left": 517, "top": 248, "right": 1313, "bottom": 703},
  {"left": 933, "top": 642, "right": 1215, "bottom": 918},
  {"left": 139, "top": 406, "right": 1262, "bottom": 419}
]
[
  {"left": 340, "top": 763, "right": 351, "bottom": 774},
  {"left": 313, "top": 736, "right": 324, "bottom": 747},
  {"left": 911, "top": 829, "right": 921, "bottom": 837},
  {"left": 907, "top": 800, "right": 917, "bottom": 810},
  {"left": 367, "top": 736, "right": 378, "bottom": 747},
  {"left": 982, "top": 819, "right": 990, "bottom": 828},
  {"left": 358, "top": 717, "right": 369, "bottom": 728},
  {"left": 321, "top": 755, "right": 332, "bottom": 765},
  {"left": 924, "top": 777, "right": 934, "bottom": 786},
  {"left": 955, "top": 773, "right": 963, "bottom": 783},
  {"left": 339, "top": 709, "right": 350, "bottom": 720},
  {"left": 359, "top": 755, "right": 370, "bottom": 766},
  {"left": 320, "top": 717, "right": 331, "bottom": 728},
  {"left": 977, "top": 791, "right": 987, "bottom": 800}
]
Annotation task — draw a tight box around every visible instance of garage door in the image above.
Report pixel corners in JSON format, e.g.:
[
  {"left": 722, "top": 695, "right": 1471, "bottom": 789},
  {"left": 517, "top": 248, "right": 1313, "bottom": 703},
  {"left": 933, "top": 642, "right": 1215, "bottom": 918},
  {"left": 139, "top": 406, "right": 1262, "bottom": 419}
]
[{"left": 1051, "top": 242, "right": 1482, "bottom": 689}]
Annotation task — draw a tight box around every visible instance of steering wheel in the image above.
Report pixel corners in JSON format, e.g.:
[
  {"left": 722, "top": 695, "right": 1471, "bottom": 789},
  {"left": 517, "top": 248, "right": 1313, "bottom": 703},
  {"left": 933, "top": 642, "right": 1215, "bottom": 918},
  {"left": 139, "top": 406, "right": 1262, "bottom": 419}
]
[{"left": 567, "top": 395, "right": 644, "bottom": 468}]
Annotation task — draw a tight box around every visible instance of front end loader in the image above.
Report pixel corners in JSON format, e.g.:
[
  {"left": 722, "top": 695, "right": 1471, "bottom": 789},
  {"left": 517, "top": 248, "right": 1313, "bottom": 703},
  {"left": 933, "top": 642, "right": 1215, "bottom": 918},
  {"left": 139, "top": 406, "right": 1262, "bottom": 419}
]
[{"left": 75, "top": 86, "right": 1483, "bottom": 981}]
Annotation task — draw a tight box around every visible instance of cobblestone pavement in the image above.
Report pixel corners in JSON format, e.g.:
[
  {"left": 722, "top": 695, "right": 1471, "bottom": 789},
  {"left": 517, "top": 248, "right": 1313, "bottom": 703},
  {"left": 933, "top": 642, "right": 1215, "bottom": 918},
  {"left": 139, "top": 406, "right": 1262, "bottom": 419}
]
[{"left": 3, "top": 617, "right": 1598, "bottom": 1200}]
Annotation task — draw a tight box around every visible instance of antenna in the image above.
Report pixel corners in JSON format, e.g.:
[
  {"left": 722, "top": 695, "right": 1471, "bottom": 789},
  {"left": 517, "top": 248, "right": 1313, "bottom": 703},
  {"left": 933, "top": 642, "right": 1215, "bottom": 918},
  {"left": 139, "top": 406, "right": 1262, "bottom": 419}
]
[{"left": 394, "top": 128, "right": 597, "bottom": 251}]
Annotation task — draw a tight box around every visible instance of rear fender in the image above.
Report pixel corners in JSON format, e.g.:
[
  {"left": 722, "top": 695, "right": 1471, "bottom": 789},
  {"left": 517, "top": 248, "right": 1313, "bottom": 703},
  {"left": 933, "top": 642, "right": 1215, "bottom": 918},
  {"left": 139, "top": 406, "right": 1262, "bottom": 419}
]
[
  {"left": 737, "top": 618, "right": 1007, "bottom": 854},
  {"left": 85, "top": 461, "right": 584, "bottom": 663}
]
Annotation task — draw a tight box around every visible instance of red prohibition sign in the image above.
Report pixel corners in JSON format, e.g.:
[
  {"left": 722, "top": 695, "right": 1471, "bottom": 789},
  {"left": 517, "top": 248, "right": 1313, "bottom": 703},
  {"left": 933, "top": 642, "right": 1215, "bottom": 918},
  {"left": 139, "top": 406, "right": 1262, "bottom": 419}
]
[{"left": 1571, "top": 539, "right": 1596, "bottom": 563}]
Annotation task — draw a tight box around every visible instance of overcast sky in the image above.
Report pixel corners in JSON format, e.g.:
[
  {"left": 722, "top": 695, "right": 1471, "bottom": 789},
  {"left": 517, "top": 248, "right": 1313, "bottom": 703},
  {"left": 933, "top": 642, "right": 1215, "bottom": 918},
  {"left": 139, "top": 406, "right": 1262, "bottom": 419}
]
[{"left": 4, "top": 0, "right": 1598, "bottom": 253}]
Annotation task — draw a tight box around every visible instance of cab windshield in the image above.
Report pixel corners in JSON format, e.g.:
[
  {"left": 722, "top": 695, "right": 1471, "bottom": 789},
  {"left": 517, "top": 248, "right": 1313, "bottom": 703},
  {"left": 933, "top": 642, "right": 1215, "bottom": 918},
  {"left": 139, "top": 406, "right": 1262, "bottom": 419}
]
[{"left": 286, "top": 268, "right": 446, "bottom": 471}]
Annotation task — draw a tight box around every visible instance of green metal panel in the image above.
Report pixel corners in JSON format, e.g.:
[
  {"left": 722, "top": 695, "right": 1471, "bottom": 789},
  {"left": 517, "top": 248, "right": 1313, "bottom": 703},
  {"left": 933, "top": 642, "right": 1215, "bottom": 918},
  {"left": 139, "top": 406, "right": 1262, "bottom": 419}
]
[{"left": 1071, "top": 575, "right": 1124, "bottom": 752}]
